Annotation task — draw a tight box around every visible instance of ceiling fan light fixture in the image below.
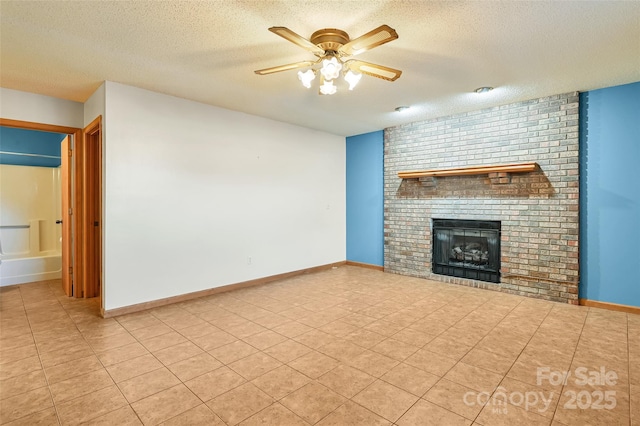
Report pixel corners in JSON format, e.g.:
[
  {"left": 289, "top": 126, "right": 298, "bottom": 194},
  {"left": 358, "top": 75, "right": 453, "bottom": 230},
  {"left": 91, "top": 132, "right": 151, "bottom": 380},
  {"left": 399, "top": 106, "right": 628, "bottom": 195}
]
[
  {"left": 320, "top": 56, "right": 342, "bottom": 81},
  {"left": 256, "top": 25, "right": 401, "bottom": 96},
  {"left": 297, "top": 69, "right": 316, "bottom": 88},
  {"left": 474, "top": 86, "right": 494, "bottom": 94},
  {"left": 344, "top": 70, "right": 362, "bottom": 90},
  {"left": 319, "top": 78, "right": 337, "bottom": 95}
]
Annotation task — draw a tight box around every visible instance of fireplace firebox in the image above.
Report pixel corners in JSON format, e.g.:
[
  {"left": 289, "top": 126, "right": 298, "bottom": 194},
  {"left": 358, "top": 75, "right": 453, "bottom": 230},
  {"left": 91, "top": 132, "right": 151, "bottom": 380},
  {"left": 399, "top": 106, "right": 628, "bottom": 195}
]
[{"left": 432, "top": 219, "right": 501, "bottom": 283}]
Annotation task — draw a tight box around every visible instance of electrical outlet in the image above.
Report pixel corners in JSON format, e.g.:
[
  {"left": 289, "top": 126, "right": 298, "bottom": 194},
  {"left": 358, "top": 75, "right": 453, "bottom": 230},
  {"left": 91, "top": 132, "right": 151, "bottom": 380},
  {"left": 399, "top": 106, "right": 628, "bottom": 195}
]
[{"left": 247, "top": 256, "right": 252, "bottom": 265}]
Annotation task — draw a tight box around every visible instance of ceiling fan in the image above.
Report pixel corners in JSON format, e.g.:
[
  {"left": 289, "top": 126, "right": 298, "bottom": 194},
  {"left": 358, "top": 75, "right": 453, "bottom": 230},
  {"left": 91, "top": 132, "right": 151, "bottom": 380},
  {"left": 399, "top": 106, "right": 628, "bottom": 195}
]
[{"left": 255, "top": 25, "right": 402, "bottom": 95}]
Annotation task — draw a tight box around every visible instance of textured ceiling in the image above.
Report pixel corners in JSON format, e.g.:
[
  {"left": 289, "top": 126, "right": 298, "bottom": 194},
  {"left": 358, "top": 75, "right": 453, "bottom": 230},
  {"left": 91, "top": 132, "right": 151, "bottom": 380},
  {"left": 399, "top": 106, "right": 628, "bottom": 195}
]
[{"left": 1, "top": 1, "right": 639, "bottom": 136}]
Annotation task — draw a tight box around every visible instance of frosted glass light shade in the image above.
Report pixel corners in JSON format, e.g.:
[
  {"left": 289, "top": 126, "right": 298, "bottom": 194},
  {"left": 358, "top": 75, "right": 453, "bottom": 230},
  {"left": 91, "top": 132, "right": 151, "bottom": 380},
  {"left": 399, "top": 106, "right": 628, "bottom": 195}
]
[
  {"left": 319, "top": 79, "right": 337, "bottom": 95},
  {"left": 297, "top": 69, "right": 315, "bottom": 88},
  {"left": 320, "top": 57, "right": 342, "bottom": 80},
  {"left": 344, "top": 70, "right": 362, "bottom": 90}
]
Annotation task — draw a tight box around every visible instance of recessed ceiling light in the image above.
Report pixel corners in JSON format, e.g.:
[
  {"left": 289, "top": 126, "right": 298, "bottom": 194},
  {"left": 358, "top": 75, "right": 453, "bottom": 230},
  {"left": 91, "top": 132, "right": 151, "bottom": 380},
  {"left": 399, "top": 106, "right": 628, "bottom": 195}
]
[
  {"left": 395, "top": 106, "right": 410, "bottom": 112},
  {"left": 474, "top": 86, "right": 494, "bottom": 94}
]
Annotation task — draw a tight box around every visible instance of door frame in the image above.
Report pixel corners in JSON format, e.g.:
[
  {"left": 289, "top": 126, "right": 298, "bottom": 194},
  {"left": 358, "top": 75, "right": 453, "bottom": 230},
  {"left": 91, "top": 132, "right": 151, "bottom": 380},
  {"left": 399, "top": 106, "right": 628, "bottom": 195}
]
[
  {"left": 0, "top": 118, "right": 102, "bottom": 308},
  {"left": 60, "top": 135, "right": 72, "bottom": 296}
]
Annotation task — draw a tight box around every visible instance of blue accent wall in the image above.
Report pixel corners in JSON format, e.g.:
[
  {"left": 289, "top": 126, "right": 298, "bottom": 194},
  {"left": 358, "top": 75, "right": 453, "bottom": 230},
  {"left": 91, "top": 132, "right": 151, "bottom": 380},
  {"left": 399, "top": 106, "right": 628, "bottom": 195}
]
[
  {"left": 580, "top": 81, "right": 640, "bottom": 307},
  {"left": 0, "top": 126, "right": 65, "bottom": 167},
  {"left": 346, "top": 131, "right": 384, "bottom": 266}
]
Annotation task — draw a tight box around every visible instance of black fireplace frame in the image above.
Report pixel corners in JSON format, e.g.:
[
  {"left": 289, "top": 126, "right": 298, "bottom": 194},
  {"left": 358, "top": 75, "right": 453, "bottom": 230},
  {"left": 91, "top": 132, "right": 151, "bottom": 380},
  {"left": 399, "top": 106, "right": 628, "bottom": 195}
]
[{"left": 432, "top": 218, "right": 501, "bottom": 283}]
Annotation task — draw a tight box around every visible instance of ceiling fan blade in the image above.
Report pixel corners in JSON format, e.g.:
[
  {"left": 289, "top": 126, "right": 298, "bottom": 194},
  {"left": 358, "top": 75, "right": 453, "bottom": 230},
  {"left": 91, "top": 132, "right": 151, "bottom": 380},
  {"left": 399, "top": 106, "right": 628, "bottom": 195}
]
[
  {"left": 339, "top": 24, "right": 398, "bottom": 56},
  {"left": 254, "top": 61, "right": 315, "bottom": 75},
  {"left": 345, "top": 60, "right": 402, "bottom": 81},
  {"left": 268, "top": 27, "right": 325, "bottom": 56}
]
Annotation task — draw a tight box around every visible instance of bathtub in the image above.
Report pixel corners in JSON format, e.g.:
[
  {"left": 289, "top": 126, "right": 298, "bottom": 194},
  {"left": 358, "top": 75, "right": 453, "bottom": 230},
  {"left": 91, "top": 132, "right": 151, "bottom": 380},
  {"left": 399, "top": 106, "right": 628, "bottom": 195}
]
[{"left": 0, "top": 251, "right": 62, "bottom": 286}]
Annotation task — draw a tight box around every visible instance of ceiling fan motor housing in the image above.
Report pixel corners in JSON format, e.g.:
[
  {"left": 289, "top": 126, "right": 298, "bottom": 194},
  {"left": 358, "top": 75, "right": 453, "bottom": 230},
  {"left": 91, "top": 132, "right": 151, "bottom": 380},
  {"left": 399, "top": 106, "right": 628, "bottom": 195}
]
[{"left": 310, "top": 29, "right": 350, "bottom": 54}]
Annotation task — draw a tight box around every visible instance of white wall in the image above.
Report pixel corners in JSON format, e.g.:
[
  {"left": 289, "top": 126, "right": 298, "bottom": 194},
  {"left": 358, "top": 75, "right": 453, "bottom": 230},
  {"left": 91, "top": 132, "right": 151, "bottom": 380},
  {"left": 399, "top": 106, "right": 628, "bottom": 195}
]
[
  {"left": 0, "top": 88, "right": 83, "bottom": 128},
  {"left": 104, "top": 82, "right": 345, "bottom": 310},
  {"left": 84, "top": 83, "right": 105, "bottom": 127}
]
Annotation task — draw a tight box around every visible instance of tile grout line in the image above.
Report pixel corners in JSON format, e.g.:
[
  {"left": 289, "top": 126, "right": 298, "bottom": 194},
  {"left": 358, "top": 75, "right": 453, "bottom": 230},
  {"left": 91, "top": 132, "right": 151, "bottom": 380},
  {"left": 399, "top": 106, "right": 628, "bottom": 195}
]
[
  {"left": 430, "top": 295, "right": 531, "bottom": 424},
  {"left": 371, "top": 289, "right": 530, "bottom": 424},
  {"left": 147, "top": 300, "right": 317, "bottom": 424},
  {"left": 469, "top": 299, "right": 561, "bottom": 425},
  {"left": 61, "top": 285, "right": 138, "bottom": 424},
  {"left": 367, "top": 285, "right": 541, "bottom": 423},
  {"left": 547, "top": 305, "right": 590, "bottom": 424},
  {"left": 207, "top": 276, "right": 433, "bottom": 425},
  {"left": 23, "top": 281, "right": 66, "bottom": 426},
  {"left": 138, "top": 304, "right": 233, "bottom": 422},
  {"left": 45, "top": 281, "right": 143, "bottom": 426}
]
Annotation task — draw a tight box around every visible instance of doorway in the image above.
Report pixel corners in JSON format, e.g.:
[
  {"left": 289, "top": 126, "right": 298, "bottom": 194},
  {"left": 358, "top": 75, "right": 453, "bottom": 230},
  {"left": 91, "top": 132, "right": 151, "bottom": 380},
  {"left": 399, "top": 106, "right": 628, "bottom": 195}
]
[
  {"left": 0, "top": 127, "right": 67, "bottom": 288},
  {"left": 0, "top": 118, "right": 103, "bottom": 310}
]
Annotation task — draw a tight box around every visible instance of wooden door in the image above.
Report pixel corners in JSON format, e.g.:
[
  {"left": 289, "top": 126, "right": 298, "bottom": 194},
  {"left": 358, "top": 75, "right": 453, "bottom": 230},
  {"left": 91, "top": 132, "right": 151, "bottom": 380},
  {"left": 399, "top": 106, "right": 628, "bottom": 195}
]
[
  {"left": 81, "top": 117, "right": 102, "bottom": 299},
  {"left": 60, "top": 136, "right": 72, "bottom": 296}
]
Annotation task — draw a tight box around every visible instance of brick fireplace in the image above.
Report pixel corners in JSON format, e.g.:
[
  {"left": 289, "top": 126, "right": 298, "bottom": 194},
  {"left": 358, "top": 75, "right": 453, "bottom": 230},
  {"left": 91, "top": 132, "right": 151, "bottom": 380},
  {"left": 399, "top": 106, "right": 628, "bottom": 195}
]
[{"left": 384, "top": 92, "right": 580, "bottom": 304}]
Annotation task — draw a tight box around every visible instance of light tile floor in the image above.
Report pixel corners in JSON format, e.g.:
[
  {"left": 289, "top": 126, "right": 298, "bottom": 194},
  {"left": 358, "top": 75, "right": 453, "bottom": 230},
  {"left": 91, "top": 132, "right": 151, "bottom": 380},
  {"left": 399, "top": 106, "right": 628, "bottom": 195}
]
[{"left": 1, "top": 266, "right": 638, "bottom": 425}]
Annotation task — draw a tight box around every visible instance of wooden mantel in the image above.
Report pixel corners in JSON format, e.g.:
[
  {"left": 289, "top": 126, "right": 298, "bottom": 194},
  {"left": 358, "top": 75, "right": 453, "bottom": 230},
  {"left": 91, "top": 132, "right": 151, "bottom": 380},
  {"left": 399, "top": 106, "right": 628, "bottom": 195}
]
[{"left": 398, "top": 162, "right": 538, "bottom": 179}]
